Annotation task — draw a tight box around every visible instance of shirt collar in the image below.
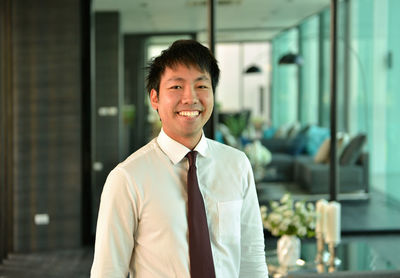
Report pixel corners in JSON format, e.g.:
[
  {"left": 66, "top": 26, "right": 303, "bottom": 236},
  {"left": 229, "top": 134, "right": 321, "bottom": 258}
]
[{"left": 157, "top": 128, "right": 208, "bottom": 165}]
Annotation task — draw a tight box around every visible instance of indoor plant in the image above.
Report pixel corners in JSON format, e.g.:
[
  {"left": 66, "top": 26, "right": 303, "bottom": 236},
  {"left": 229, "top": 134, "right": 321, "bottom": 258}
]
[{"left": 260, "top": 193, "right": 316, "bottom": 267}]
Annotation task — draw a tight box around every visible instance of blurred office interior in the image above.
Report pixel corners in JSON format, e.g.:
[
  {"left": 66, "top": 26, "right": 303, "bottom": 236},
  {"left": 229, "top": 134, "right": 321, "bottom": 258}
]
[{"left": 1, "top": 0, "right": 400, "bottom": 276}]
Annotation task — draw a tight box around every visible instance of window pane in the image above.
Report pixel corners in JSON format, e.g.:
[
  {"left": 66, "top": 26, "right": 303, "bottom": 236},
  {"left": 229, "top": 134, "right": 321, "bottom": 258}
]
[
  {"left": 386, "top": 0, "right": 400, "bottom": 201},
  {"left": 271, "top": 28, "right": 299, "bottom": 127},
  {"left": 299, "top": 15, "right": 319, "bottom": 125}
]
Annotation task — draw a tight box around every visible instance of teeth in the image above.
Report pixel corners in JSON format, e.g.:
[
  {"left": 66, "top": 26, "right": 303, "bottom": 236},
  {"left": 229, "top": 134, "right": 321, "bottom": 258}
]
[{"left": 179, "top": 111, "right": 199, "bottom": 117}]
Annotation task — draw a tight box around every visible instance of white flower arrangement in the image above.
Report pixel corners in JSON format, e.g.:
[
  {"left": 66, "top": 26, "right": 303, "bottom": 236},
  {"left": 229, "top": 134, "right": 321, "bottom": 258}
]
[{"left": 260, "top": 193, "right": 316, "bottom": 238}]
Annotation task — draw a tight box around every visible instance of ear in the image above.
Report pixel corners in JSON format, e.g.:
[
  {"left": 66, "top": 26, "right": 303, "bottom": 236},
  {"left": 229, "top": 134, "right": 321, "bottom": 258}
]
[{"left": 150, "top": 89, "right": 159, "bottom": 111}]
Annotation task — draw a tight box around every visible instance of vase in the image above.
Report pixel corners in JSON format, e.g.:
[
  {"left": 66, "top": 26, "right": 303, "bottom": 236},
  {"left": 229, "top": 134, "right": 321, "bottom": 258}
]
[{"left": 277, "top": 235, "right": 301, "bottom": 267}]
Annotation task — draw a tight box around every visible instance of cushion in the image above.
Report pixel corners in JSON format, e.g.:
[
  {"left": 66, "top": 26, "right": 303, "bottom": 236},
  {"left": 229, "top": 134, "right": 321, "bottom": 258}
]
[
  {"left": 262, "top": 127, "right": 276, "bottom": 139},
  {"left": 274, "top": 125, "right": 289, "bottom": 138},
  {"left": 339, "top": 133, "right": 367, "bottom": 165},
  {"left": 314, "top": 138, "right": 330, "bottom": 163},
  {"left": 314, "top": 133, "right": 349, "bottom": 164},
  {"left": 304, "top": 125, "right": 330, "bottom": 156},
  {"left": 289, "top": 125, "right": 311, "bottom": 155},
  {"left": 286, "top": 122, "right": 301, "bottom": 138},
  {"left": 337, "top": 132, "right": 350, "bottom": 156}
]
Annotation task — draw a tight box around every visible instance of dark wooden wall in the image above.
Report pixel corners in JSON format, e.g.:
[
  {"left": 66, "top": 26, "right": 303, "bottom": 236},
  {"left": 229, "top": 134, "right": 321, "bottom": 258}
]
[
  {"left": 91, "top": 12, "right": 122, "bottom": 235},
  {"left": 124, "top": 35, "right": 149, "bottom": 153},
  {"left": 10, "top": 0, "right": 85, "bottom": 252},
  {"left": 0, "top": 0, "right": 14, "bottom": 262}
]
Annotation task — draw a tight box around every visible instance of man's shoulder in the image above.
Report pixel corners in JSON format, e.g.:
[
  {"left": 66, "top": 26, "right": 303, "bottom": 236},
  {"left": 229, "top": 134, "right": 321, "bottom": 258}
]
[
  {"left": 118, "top": 138, "right": 159, "bottom": 170},
  {"left": 206, "top": 138, "right": 247, "bottom": 161}
]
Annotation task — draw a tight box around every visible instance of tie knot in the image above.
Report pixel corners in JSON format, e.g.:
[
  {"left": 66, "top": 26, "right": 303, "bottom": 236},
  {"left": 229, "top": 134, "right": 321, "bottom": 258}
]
[{"left": 186, "top": 151, "right": 197, "bottom": 167}]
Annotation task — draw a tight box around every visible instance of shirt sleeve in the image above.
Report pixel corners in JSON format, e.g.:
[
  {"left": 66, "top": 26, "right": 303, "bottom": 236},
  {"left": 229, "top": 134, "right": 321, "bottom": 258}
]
[
  {"left": 239, "top": 156, "right": 269, "bottom": 277},
  {"left": 90, "top": 168, "right": 138, "bottom": 278}
]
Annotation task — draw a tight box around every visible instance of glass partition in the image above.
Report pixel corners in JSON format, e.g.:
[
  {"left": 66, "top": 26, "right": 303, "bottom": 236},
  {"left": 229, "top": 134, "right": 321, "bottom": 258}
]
[
  {"left": 271, "top": 28, "right": 299, "bottom": 127},
  {"left": 299, "top": 15, "right": 319, "bottom": 125},
  {"left": 268, "top": 0, "right": 400, "bottom": 207}
]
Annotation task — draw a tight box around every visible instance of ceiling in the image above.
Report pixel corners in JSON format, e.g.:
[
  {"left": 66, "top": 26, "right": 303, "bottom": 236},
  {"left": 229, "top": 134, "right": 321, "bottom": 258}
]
[{"left": 93, "top": 0, "right": 330, "bottom": 42}]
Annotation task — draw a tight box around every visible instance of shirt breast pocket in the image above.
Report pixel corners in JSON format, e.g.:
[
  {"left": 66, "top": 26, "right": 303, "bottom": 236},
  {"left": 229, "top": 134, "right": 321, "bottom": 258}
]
[{"left": 217, "top": 200, "right": 243, "bottom": 244}]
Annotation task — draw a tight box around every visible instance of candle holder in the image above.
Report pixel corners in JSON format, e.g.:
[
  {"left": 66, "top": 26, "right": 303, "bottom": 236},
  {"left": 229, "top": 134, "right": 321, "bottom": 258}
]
[
  {"left": 328, "top": 242, "right": 336, "bottom": 272},
  {"left": 315, "top": 232, "right": 325, "bottom": 273},
  {"left": 327, "top": 242, "right": 342, "bottom": 272}
]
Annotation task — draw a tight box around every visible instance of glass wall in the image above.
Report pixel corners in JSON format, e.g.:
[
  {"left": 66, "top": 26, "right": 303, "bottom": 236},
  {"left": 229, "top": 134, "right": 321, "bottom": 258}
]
[
  {"left": 348, "top": 0, "right": 377, "bottom": 188},
  {"left": 347, "top": 0, "right": 400, "bottom": 202},
  {"left": 299, "top": 15, "right": 319, "bottom": 125},
  {"left": 271, "top": 28, "right": 299, "bottom": 127},
  {"left": 320, "top": 9, "right": 331, "bottom": 128},
  {"left": 386, "top": 0, "right": 400, "bottom": 201},
  {"left": 216, "top": 42, "right": 271, "bottom": 121},
  {"left": 270, "top": 0, "right": 400, "bottom": 203}
]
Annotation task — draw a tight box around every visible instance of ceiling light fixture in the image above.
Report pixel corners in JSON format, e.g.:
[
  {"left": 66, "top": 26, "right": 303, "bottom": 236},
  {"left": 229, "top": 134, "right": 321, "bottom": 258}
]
[
  {"left": 244, "top": 65, "right": 262, "bottom": 74},
  {"left": 278, "top": 53, "right": 303, "bottom": 65}
]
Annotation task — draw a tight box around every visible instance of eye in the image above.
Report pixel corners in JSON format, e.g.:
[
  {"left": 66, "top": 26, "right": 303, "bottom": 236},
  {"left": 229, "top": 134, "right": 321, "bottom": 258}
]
[
  {"left": 197, "top": 85, "right": 209, "bottom": 89},
  {"left": 169, "top": 85, "right": 182, "bottom": 90}
]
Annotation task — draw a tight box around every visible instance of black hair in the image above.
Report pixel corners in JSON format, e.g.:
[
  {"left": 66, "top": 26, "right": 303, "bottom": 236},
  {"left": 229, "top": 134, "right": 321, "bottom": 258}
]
[{"left": 146, "top": 39, "right": 220, "bottom": 96}]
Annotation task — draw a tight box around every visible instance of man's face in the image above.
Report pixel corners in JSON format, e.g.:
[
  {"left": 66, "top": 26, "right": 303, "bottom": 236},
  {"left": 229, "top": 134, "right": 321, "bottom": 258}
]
[{"left": 150, "top": 64, "right": 214, "bottom": 148}]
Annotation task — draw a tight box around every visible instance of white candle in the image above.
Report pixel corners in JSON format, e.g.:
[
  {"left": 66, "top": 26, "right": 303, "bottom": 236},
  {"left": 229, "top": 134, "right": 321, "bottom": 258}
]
[
  {"left": 325, "top": 201, "right": 341, "bottom": 244},
  {"left": 315, "top": 199, "right": 328, "bottom": 235}
]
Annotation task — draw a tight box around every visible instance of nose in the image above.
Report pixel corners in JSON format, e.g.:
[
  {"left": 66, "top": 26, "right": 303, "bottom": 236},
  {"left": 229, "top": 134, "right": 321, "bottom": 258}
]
[{"left": 181, "top": 85, "right": 199, "bottom": 104}]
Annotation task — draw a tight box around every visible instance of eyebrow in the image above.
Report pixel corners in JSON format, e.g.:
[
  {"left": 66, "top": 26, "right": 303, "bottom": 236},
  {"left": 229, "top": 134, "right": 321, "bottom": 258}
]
[{"left": 166, "top": 75, "right": 211, "bottom": 83}]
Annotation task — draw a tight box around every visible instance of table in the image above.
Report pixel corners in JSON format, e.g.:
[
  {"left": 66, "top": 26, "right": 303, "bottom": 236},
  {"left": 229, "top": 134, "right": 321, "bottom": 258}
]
[{"left": 265, "top": 238, "right": 398, "bottom": 278}]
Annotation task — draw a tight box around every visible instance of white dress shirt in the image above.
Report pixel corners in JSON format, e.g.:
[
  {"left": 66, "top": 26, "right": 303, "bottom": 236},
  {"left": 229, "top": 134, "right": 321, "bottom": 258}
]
[{"left": 90, "top": 129, "right": 268, "bottom": 278}]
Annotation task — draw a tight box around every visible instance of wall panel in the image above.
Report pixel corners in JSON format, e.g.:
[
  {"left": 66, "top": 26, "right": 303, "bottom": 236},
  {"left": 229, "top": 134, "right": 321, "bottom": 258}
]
[
  {"left": 91, "top": 12, "right": 121, "bottom": 235},
  {"left": 0, "top": 0, "right": 14, "bottom": 261},
  {"left": 12, "top": 0, "right": 83, "bottom": 251}
]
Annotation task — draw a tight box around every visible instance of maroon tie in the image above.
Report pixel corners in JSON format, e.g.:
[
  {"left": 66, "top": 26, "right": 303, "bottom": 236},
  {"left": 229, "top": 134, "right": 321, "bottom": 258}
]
[{"left": 186, "top": 151, "right": 216, "bottom": 278}]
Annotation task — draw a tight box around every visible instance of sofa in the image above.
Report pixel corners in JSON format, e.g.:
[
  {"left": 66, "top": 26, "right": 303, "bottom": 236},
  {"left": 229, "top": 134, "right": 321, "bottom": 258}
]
[
  {"left": 259, "top": 137, "right": 298, "bottom": 182},
  {"left": 294, "top": 151, "right": 369, "bottom": 194},
  {"left": 260, "top": 126, "right": 369, "bottom": 195},
  {"left": 260, "top": 124, "right": 328, "bottom": 182}
]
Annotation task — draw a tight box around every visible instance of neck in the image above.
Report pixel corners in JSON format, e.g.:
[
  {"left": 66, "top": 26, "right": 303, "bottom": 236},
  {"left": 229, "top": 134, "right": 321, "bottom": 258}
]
[
  {"left": 163, "top": 130, "right": 202, "bottom": 150},
  {"left": 178, "top": 134, "right": 202, "bottom": 150},
  {"left": 183, "top": 137, "right": 201, "bottom": 150}
]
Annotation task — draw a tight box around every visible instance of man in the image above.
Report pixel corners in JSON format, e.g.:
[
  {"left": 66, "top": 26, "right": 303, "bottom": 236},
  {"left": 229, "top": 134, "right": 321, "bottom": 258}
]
[{"left": 91, "top": 40, "right": 268, "bottom": 277}]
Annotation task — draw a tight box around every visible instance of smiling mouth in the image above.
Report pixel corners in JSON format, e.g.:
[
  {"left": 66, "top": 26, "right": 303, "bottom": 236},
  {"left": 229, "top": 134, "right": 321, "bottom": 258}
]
[{"left": 178, "top": 111, "right": 200, "bottom": 118}]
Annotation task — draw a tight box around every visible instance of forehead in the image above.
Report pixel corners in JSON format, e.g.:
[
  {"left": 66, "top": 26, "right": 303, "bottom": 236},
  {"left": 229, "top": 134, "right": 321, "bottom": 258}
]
[{"left": 161, "top": 63, "right": 210, "bottom": 80}]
